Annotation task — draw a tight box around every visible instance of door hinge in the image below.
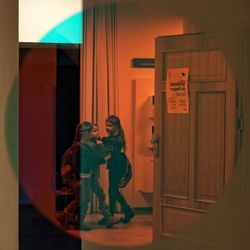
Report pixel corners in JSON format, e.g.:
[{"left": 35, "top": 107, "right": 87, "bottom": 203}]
[{"left": 237, "top": 117, "right": 244, "bottom": 131}]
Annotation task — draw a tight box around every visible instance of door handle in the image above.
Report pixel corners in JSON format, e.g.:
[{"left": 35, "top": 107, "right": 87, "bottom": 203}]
[{"left": 151, "top": 135, "right": 159, "bottom": 157}]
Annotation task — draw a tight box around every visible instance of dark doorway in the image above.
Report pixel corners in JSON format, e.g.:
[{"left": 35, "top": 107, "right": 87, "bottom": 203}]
[{"left": 56, "top": 44, "right": 80, "bottom": 189}]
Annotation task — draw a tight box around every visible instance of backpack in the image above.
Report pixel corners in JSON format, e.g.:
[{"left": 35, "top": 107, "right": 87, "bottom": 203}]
[{"left": 118, "top": 154, "right": 133, "bottom": 188}]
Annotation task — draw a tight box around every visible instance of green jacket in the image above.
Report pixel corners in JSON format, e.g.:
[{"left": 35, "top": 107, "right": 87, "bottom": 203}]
[{"left": 73, "top": 136, "right": 106, "bottom": 177}]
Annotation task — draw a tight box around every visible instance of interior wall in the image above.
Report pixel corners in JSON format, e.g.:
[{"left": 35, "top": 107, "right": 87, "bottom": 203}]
[
  {"left": 0, "top": 0, "right": 18, "bottom": 249},
  {"left": 116, "top": 1, "right": 184, "bottom": 207}
]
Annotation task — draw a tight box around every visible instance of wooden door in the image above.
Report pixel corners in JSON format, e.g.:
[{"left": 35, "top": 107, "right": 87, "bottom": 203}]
[{"left": 153, "top": 33, "right": 235, "bottom": 240}]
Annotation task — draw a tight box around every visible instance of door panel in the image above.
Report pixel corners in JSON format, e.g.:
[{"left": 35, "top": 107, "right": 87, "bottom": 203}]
[
  {"left": 195, "top": 92, "right": 226, "bottom": 203},
  {"left": 166, "top": 50, "right": 226, "bottom": 82},
  {"left": 161, "top": 206, "right": 202, "bottom": 236},
  {"left": 153, "top": 33, "right": 235, "bottom": 240},
  {"left": 164, "top": 114, "right": 189, "bottom": 198}
]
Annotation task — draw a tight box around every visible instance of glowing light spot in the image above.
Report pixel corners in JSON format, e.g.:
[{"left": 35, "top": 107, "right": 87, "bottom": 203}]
[{"left": 40, "top": 12, "right": 83, "bottom": 44}]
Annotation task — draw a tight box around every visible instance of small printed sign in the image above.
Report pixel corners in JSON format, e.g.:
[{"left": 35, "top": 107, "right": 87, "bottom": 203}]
[
  {"left": 132, "top": 58, "right": 155, "bottom": 68},
  {"left": 166, "top": 68, "right": 189, "bottom": 113}
]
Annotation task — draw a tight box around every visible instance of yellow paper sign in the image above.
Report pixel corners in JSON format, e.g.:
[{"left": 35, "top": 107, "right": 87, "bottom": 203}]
[{"left": 166, "top": 68, "right": 189, "bottom": 113}]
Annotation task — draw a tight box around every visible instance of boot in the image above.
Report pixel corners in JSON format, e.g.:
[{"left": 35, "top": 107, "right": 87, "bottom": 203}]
[
  {"left": 98, "top": 216, "right": 122, "bottom": 227},
  {"left": 98, "top": 201, "right": 122, "bottom": 227},
  {"left": 80, "top": 222, "right": 91, "bottom": 231},
  {"left": 105, "top": 216, "right": 123, "bottom": 228},
  {"left": 123, "top": 208, "right": 135, "bottom": 224},
  {"left": 97, "top": 216, "right": 106, "bottom": 225}
]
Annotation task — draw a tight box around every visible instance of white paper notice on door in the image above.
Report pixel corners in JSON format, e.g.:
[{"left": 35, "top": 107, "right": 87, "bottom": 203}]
[{"left": 166, "top": 67, "right": 189, "bottom": 113}]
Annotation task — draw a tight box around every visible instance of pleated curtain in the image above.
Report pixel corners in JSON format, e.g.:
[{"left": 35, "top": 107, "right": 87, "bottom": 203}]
[{"left": 81, "top": 0, "right": 118, "bottom": 134}]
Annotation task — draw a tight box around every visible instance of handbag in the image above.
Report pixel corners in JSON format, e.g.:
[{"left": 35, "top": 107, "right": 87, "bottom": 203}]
[{"left": 118, "top": 154, "right": 132, "bottom": 188}]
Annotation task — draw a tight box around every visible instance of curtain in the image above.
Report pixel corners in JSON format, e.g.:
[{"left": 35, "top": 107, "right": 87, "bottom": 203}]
[
  {"left": 81, "top": 0, "right": 118, "bottom": 134},
  {"left": 81, "top": 0, "right": 119, "bottom": 212}
]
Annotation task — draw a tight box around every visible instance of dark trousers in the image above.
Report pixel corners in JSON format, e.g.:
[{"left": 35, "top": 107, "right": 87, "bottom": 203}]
[
  {"left": 108, "top": 170, "right": 130, "bottom": 215},
  {"left": 91, "top": 172, "right": 111, "bottom": 218},
  {"left": 63, "top": 179, "right": 91, "bottom": 225},
  {"left": 79, "top": 178, "right": 91, "bottom": 223},
  {"left": 65, "top": 174, "right": 111, "bottom": 223}
]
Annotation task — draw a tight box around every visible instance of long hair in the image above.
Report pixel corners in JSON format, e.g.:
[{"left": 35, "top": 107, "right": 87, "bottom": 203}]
[{"left": 106, "top": 115, "right": 126, "bottom": 151}]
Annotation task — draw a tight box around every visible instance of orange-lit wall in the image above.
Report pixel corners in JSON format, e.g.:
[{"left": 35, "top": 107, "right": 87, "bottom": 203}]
[{"left": 115, "top": 2, "right": 184, "bottom": 207}]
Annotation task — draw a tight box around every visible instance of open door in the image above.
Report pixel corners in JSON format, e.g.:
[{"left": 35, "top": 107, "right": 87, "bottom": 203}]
[{"left": 153, "top": 33, "right": 236, "bottom": 240}]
